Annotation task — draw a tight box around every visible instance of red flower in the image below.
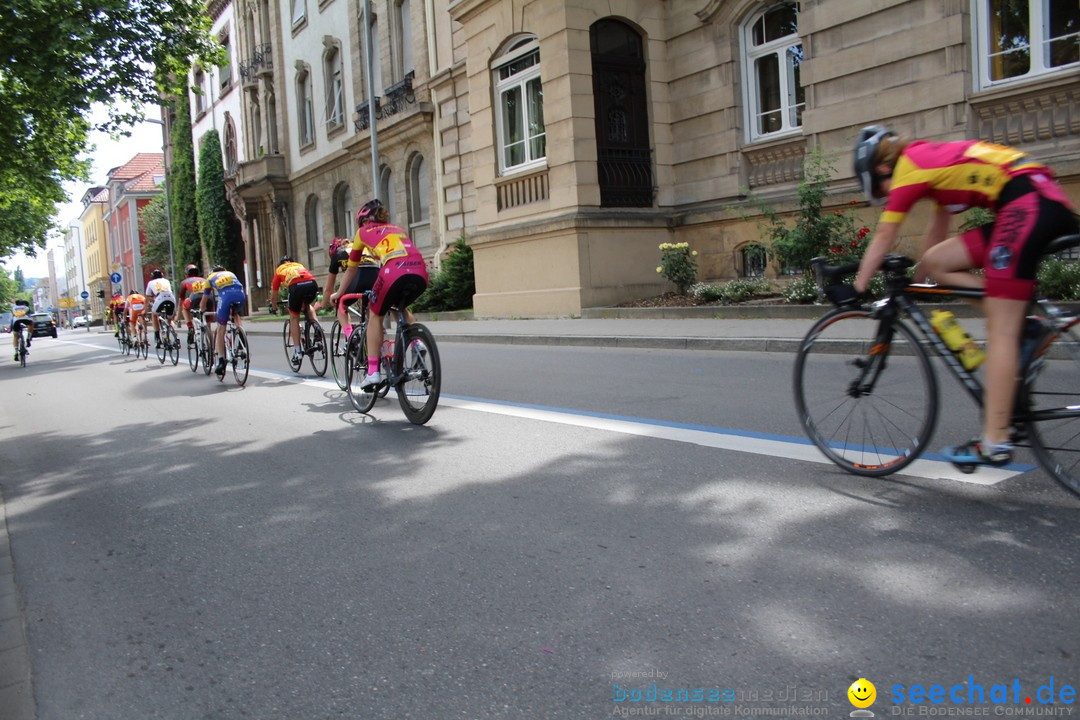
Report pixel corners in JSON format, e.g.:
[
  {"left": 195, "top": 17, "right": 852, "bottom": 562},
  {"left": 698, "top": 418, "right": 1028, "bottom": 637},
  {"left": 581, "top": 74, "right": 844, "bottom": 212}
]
[{"left": 850, "top": 241, "right": 858, "bottom": 247}]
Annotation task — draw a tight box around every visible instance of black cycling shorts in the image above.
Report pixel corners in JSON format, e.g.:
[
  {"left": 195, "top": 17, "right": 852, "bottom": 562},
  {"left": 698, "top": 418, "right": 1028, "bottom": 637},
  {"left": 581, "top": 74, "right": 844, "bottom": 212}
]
[{"left": 287, "top": 279, "right": 319, "bottom": 314}]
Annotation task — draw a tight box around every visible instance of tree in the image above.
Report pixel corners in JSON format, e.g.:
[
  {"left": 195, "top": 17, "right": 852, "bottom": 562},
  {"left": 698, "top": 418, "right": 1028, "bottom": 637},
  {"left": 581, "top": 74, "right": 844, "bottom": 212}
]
[
  {"left": 0, "top": 266, "right": 18, "bottom": 311},
  {"left": 196, "top": 130, "right": 239, "bottom": 271},
  {"left": 138, "top": 195, "right": 172, "bottom": 270},
  {"left": 168, "top": 93, "right": 202, "bottom": 269},
  {"left": 14, "top": 267, "right": 25, "bottom": 293},
  {"left": 0, "top": 0, "right": 220, "bottom": 260}
]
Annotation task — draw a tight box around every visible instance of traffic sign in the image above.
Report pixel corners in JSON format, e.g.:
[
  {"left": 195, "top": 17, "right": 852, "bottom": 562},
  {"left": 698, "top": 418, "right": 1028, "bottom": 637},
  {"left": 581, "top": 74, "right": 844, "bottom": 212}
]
[
  {"left": 80, "top": 291, "right": 89, "bottom": 299},
  {"left": 110, "top": 272, "right": 122, "bottom": 284}
]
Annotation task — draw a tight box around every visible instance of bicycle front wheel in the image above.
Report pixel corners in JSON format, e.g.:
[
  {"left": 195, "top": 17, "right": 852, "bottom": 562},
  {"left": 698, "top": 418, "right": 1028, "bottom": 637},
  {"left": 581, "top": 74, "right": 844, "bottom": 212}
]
[
  {"left": 329, "top": 321, "right": 347, "bottom": 389},
  {"left": 794, "top": 308, "right": 938, "bottom": 476},
  {"left": 346, "top": 327, "right": 378, "bottom": 413},
  {"left": 1024, "top": 325, "right": 1080, "bottom": 497},
  {"left": 232, "top": 327, "right": 250, "bottom": 386},
  {"left": 396, "top": 324, "right": 441, "bottom": 425},
  {"left": 306, "top": 320, "right": 328, "bottom": 377}
]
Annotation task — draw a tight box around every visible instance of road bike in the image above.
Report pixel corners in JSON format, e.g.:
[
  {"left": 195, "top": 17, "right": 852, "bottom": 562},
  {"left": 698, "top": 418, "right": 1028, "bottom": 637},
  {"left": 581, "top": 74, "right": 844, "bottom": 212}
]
[
  {"left": 153, "top": 306, "right": 181, "bottom": 366},
  {"left": 281, "top": 305, "right": 328, "bottom": 376},
  {"left": 132, "top": 314, "right": 150, "bottom": 359},
  {"left": 188, "top": 311, "right": 214, "bottom": 374},
  {"left": 212, "top": 302, "right": 249, "bottom": 386},
  {"left": 116, "top": 314, "right": 129, "bottom": 353},
  {"left": 329, "top": 294, "right": 370, "bottom": 391},
  {"left": 14, "top": 324, "right": 28, "bottom": 367},
  {"left": 344, "top": 291, "right": 441, "bottom": 425},
  {"left": 794, "top": 233, "right": 1080, "bottom": 496}
]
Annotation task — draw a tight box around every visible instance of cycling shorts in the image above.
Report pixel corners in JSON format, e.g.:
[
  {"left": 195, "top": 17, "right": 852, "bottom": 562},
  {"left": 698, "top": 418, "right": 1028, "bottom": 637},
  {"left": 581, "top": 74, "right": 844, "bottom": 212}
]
[
  {"left": 214, "top": 287, "right": 246, "bottom": 324},
  {"left": 151, "top": 293, "right": 176, "bottom": 317},
  {"left": 962, "top": 175, "right": 1080, "bottom": 301},
  {"left": 287, "top": 279, "right": 319, "bottom": 315},
  {"left": 370, "top": 271, "right": 427, "bottom": 317},
  {"left": 11, "top": 317, "right": 32, "bottom": 333},
  {"left": 341, "top": 266, "right": 379, "bottom": 309}
]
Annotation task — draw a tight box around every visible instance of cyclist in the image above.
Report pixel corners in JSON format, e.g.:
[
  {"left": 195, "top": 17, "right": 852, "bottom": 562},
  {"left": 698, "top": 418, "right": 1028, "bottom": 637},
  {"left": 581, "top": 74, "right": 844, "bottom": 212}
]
[
  {"left": 845, "top": 126, "right": 1078, "bottom": 468},
  {"left": 10, "top": 299, "right": 32, "bottom": 361},
  {"left": 178, "top": 264, "right": 210, "bottom": 346},
  {"left": 329, "top": 198, "right": 429, "bottom": 388},
  {"left": 126, "top": 289, "right": 148, "bottom": 347},
  {"left": 270, "top": 256, "right": 320, "bottom": 367},
  {"left": 200, "top": 265, "right": 247, "bottom": 378},
  {"left": 315, "top": 237, "right": 379, "bottom": 339},
  {"left": 144, "top": 269, "right": 177, "bottom": 348},
  {"left": 109, "top": 292, "right": 126, "bottom": 337}
]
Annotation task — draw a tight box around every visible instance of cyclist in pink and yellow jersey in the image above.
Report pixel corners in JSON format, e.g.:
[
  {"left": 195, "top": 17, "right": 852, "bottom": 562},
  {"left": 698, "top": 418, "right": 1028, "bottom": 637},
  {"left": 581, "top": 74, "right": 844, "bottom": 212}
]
[
  {"left": 846, "top": 127, "right": 1078, "bottom": 467},
  {"left": 329, "top": 198, "right": 429, "bottom": 388}
]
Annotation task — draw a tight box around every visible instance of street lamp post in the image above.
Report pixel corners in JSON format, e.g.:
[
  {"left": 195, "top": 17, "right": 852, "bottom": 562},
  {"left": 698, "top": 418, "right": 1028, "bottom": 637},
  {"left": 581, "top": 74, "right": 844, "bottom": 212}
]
[{"left": 144, "top": 117, "right": 177, "bottom": 282}]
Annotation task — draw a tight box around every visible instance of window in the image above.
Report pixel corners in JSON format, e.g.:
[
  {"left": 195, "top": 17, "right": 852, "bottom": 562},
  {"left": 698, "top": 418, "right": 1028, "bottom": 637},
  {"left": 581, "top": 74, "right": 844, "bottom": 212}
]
[
  {"left": 743, "top": 2, "right": 803, "bottom": 141},
  {"left": 493, "top": 36, "right": 546, "bottom": 174},
  {"left": 324, "top": 45, "right": 344, "bottom": 127},
  {"left": 737, "top": 243, "right": 767, "bottom": 278},
  {"left": 332, "top": 183, "right": 352, "bottom": 238},
  {"left": 305, "top": 195, "right": 323, "bottom": 250},
  {"left": 219, "top": 33, "right": 233, "bottom": 89},
  {"left": 394, "top": 0, "right": 414, "bottom": 80},
  {"left": 975, "top": 0, "right": 1079, "bottom": 87},
  {"left": 380, "top": 166, "right": 395, "bottom": 221},
  {"left": 407, "top": 154, "right": 430, "bottom": 246},
  {"left": 224, "top": 115, "right": 238, "bottom": 176},
  {"left": 193, "top": 68, "right": 207, "bottom": 116},
  {"left": 297, "top": 67, "right": 315, "bottom": 146},
  {"left": 291, "top": 0, "right": 306, "bottom": 28}
]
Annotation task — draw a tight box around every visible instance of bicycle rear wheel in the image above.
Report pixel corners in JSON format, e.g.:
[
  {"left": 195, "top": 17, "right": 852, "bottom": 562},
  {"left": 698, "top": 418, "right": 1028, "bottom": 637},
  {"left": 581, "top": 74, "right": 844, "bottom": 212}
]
[
  {"left": 231, "top": 327, "right": 250, "bottom": 386},
  {"left": 329, "top": 321, "right": 347, "bottom": 389},
  {"left": 165, "top": 323, "right": 179, "bottom": 366},
  {"left": 201, "top": 325, "right": 214, "bottom": 376},
  {"left": 156, "top": 321, "right": 167, "bottom": 364},
  {"left": 306, "top": 320, "right": 328, "bottom": 377},
  {"left": 794, "top": 308, "right": 938, "bottom": 476},
  {"left": 283, "top": 319, "right": 301, "bottom": 372},
  {"left": 188, "top": 326, "right": 199, "bottom": 371},
  {"left": 138, "top": 332, "right": 149, "bottom": 359},
  {"left": 395, "top": 324, "right": 441, "bottom": 425},
  {"left": 1024, "top": 324, "right": 1080, "bottom": 497},
  {"left": 346, "top": 326, "right": 378, "bottom": 413},
  {"left": 18, "top": 332, "right": 26, "bottom": 367}
]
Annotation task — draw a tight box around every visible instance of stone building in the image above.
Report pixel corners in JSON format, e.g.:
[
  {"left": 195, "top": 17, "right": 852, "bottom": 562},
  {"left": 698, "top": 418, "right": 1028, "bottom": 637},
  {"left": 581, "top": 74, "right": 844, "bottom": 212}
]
[{"left": 208, "top": 0, "right": 1078, "bottom": 316}]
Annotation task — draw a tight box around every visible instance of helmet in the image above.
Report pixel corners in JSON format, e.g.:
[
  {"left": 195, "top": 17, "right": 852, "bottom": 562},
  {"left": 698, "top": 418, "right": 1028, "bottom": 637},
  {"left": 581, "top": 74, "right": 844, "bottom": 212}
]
[
  {"left": 853, "top": 125, "right": 897, "bottom": 205},
  {"left": 279, "top": 255, "right": 294, "bottom": 266},
  {"left": 185, "top": 264, "right": 199, "bottom": 277},
  {"left": 151, "top": 268, "right": 164, "bottom": 279},
  {"left": 211, "top": 265, "right": 225, "bottom": 273},
  {"left": 356, "top": 198, "right": 384, "bottom": 227}
]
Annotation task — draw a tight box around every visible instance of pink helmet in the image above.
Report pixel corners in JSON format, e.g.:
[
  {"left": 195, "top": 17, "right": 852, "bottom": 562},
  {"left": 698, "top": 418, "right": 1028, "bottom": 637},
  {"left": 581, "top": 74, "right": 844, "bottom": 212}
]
[{"left": 355, "top": 198, "right": 384, "bottom": 228}]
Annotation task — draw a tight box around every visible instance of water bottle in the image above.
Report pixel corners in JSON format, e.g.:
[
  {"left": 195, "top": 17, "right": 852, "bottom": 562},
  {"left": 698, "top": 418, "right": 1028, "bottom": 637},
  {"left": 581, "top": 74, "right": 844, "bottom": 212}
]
[{"left": 930, "top": 310, "right": 985, "bottom": 370}]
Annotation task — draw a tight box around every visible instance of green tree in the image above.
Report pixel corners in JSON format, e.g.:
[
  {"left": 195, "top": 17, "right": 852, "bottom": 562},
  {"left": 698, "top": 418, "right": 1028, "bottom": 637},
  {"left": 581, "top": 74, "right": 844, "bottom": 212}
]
[
  {"left": 0, "top": 0, "right": 220, "bottom": 260},
  {"left": 196, "top": 130, "right": 239, "bottom": 270},
  {"left": 138, "top": 195, "right": 172, "bottom": 270},
  {"left": 0, "top": 266, "right": 18, "bottom": 310},
  {"left": 412, "top": 239, "right": 475, "bottom": 312},
  {"left": 14, "top": 267, "right": 25, "bottom": 293},
  {"left": 168, "top": 93, "right": 202, "bottom": 269}
]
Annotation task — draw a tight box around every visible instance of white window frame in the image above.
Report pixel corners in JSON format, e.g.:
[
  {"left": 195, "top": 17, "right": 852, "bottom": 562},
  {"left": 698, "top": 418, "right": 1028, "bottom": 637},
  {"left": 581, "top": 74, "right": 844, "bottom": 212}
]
[
  {"left": 741, "top": 2, "right": 804, "bottom": 143},
  {"left": 493, "top": 36, "right": 546, "bottom": 176},
  {"left": 291, "top": 0, "right": 306, "bottom": 28},
  {"left": 972, "top": 0, "right": 1080, "bottom": 90},
  {"left": 297, "top": 68, "right": 315, "bottom": 147},
  {"left": 324, "top": 45, "right": 344, "bottom": 128}
]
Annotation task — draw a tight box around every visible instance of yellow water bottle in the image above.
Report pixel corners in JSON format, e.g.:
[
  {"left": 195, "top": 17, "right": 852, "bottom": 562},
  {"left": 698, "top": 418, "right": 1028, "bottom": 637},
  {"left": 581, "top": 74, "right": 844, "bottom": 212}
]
[{"left": 930, "top": 310, "right": 986, "bottom": 370}]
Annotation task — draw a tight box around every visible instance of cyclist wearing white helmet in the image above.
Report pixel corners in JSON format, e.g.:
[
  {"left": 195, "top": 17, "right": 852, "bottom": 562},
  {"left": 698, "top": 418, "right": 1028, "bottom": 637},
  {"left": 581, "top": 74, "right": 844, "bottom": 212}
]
[{"left": 144, "top": 268, "right": 177, "bottom": 348}]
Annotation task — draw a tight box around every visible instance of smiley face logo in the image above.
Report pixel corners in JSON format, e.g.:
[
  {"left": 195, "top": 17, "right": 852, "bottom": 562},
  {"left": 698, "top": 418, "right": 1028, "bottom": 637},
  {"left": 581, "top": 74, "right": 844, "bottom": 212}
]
[{"left": 848, "top": 678, "right": 876, "bottom": 709}]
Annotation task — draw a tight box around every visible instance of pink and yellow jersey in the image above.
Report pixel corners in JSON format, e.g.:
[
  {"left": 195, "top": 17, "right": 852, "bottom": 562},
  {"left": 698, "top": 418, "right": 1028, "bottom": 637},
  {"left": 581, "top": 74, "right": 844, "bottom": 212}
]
[
  {"left": 349, "top": 223, "right": 415, "bottom": 267},
  {"left": 880, "top": 140, "right": 1069, "bottom": 225}
]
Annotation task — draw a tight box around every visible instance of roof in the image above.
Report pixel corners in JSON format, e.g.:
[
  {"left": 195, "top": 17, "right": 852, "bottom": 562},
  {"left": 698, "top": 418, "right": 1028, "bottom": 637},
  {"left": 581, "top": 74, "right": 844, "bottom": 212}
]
[{"left": 107, "top": 153, "right": 165, "bottom": 195}]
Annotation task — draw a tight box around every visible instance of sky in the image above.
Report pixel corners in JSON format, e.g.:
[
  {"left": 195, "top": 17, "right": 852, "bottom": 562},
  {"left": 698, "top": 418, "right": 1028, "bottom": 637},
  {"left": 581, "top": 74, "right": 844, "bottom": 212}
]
[{"left": 3, "top": 104, "right": 169, "bottom": 281}]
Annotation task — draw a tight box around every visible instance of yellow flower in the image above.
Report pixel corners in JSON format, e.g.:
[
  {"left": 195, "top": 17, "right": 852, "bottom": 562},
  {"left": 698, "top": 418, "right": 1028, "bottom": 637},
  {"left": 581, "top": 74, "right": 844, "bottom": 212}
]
[
  {"left": 691, "top": 250, "right": 698, "bottom": 256},
  {"left": 656, "top": 266, "right": 663, "bottom": 273}
]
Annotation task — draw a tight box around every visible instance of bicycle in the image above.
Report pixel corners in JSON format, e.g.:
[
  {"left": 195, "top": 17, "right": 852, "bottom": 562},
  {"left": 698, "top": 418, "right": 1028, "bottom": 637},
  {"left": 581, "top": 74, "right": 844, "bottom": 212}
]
[
  {"left": 280, "top": 304, "right": 328, "bottom": 376},
  {"left": 331, "top": 293, "right": 389, "bottom": 399},
  {"left": 344, "top": 291, "right": 441, "bottom": 425},
  {"left": 13, "top": 324, "right": 28, "bottom": 367},
  {"left": 211, "top": 302, "right": 249, "bottom": 386},
  {"left": 153, "top": 307, "right": 180, "bottom": 366},
  {"left": 188, "top": 311, "right": 214, "bottom": 374},
  {"left": 794, "top": 232, "right": 1080, "bottom": 496},
  {"left": 132, "top": 314, "right": 150, "bottom": 359}
]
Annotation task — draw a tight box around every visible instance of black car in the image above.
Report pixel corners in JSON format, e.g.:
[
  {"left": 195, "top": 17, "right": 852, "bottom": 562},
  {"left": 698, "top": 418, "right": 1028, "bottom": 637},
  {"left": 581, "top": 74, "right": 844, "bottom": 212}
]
[{"left": 29, "top": 312, "right": 57, "bottom": 339}]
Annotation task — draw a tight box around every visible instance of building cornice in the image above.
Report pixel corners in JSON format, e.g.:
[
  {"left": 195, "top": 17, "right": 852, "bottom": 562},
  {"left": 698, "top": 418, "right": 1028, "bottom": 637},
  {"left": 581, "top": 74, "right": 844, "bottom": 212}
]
[
  {"left": 207, "top": 0, "right": 230, "bottom": 22},
  {"left": 448, "top": 0, "right": 490, "bottom": 24}
]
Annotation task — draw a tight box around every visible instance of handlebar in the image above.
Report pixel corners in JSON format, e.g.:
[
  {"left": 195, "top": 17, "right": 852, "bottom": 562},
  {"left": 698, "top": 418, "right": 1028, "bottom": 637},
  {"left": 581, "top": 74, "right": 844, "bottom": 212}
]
[{"left": 335, "top": 291, "right": 372, "bottom": 314}]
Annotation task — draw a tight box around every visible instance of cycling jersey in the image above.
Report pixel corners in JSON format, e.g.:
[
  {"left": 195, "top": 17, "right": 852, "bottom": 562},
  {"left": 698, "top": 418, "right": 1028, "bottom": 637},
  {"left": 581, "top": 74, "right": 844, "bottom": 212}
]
[
  {"left": 127, "top": 293, "right": 147, "bottom": 321},
  {"left": 880, "top": 140, "right": 1074, "bottom": 225},
  {"left": 351, "top": 223, "right": 430, "bottom": 316},
  {"left": 10, "top": 303, "right": 32, "bottom": 330},
  {"left": 204, "top": 270, "right": 246, "bottom": 324},
  {"left": 271, "top": 262, "right": 316, "bottom": 294},
  {"left": 145, "top": 277, "right": 174, "bottom": 298}
]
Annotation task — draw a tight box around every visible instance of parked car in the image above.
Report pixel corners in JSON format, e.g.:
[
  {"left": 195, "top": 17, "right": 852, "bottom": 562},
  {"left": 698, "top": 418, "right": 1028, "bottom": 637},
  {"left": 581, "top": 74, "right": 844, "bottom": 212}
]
[
  {"left": 29, "top": 312, "right": 57, "bottom": 338},
  {"left": 72, "top": 315, "right": 89, "bottom": 328}
]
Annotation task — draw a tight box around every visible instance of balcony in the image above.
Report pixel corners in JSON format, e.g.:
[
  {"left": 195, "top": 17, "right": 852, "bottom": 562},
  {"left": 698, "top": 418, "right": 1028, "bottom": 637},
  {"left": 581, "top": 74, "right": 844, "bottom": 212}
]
[
  {"left": 239, "top": 43, "right": 273, "bottom": 88},
  {"left": 353, "top": 71, "right": 417, "bottom": 132},
  {"left": 235, "top": 154, "right": 289, "bottom": 196}
]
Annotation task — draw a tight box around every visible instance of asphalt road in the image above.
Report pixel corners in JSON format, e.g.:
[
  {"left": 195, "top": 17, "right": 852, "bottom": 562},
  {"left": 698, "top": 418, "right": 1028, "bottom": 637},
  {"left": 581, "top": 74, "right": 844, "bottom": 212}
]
[{"left": 0, "top": 330, "right": 1077, "bottom": 719}]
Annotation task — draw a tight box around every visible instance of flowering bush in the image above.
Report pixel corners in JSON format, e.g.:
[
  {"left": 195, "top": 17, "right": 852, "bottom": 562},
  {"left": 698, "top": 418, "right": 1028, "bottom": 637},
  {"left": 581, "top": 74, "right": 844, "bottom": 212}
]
[
  {"left": 656, "top": 242, "right": 698, "bottom": 295},
  {"left": 691, "top": 277, "right": 772, "bottom": 304},
  {"left": 781, "top": 274, "right": 820, "bottom": 304}
]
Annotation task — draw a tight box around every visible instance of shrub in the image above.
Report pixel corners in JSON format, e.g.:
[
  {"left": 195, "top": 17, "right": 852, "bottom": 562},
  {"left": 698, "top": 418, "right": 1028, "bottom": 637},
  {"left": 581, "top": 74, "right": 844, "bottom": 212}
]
[
  {"left": 691, "top": 277, "right": 772, "bottom": 304},
  {"left": 656, "top": 242, "right": 698, "bottom": 295},
  {"left": 1037, "top": 258, "right": 1080, "bottom": 301},
  {"left": 782, "top": 274, "right": 819, "bottom": 304},
  {"left": 412, "top": 237, "right": 475, "bottom": 312}
]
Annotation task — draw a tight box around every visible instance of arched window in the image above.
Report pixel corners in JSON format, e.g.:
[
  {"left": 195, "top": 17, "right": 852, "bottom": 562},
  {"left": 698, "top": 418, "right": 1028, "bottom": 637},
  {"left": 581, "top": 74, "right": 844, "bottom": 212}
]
[
  {"left": 742, "top": 2, "right": 803, "bottom": 141},
  {"left": 332, "top": 183, "right": 353, "bottom": 238},
  {"left": 305, "top": 194, "right": 322, "bottom": 250},
  {"left": 379, "top": 166, "right": 395, "bottom": 222},
  {"left": 224, "top": 114, "right": 238, "bottom": 176},
  {"left": 736, "top": 243, "right": 767, "bottom": 278},
  {"left": 323, "top": 42, "right": 344, "bottom": 128},
  {"left": 407, "top": 154, "right": 430, "bottom": 247},
  {"left": 492, "top": 35, "right": 546, "bottom": 174},
  {"left": 267, "top": 92, "right": 279, "bottom": 153},
  {"left": 296, "top": 66, "right": 315, "bottom": 146}
]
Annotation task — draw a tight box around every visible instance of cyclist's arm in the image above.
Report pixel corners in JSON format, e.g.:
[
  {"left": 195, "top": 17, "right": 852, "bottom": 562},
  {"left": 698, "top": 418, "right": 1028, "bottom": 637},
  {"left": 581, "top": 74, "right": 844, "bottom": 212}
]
[{"left": 854, "top": 221, "right": 900, "bottom": 294}]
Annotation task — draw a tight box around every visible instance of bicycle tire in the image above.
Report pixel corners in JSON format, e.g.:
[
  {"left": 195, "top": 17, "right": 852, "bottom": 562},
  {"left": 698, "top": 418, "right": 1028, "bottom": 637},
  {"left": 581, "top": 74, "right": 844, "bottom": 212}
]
[
  {"left": 188, "top": 326, "right": 199, "bottom": 372},
  {"left": 283, "top": 319, "right": 301, "bottom": 372},
  {"left": 156, "top": 323, "right": 167, "bottom": 364},
  {"left": 329, "top": 321, "right": 347, "bottom": 390},
  {"left": 201, "top": 325, "right": 214, "bottom": 376},
  {"left": 232, "top": 327, "right": 250, "bottom": 386},
  {"left": 306, "top": 320, "right": 328, "bottom": 377},
  {"left": 165, "top": 323, "right": 180, "bottom": 366},
  {"left": 1023, "top": 324, "right": 1080, "bottom": 497},
  {"left": 18, "top": 332, "right": 26, "bottom": 368},
  {"left": 793, "top": 308, "right": 938, "bottom": 476},
  {"left": 346, "top": 325, "right": 378, "bottom": 413},
  {"left": 138, "top": 333, "right": 149, "bottom": 360},
  {"left": 395, "top": 324, "right": 441, "bottom": 425}
]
